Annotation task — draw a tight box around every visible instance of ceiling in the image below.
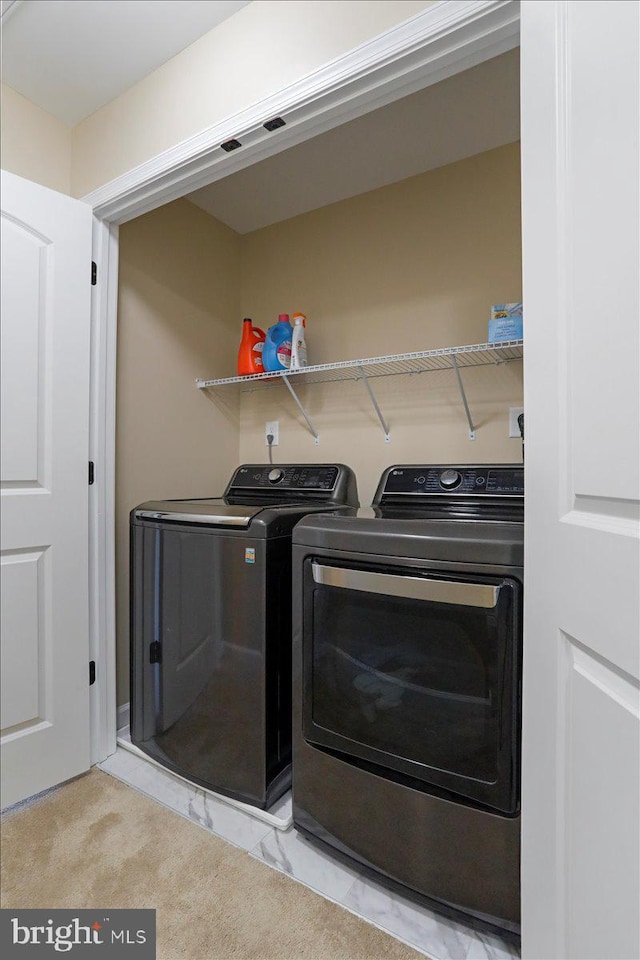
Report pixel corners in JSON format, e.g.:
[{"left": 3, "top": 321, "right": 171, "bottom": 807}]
[
  {"left": 0, "top": 0, "right": 250, "bottom": 126},
  {"left": 188, "top": 49, "right": 520, "bottom": 235}
]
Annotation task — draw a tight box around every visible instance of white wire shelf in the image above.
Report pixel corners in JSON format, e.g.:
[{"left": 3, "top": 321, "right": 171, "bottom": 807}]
[
  {"left": 196, "top": 339, "right": 523, "bottom": 444},
  {"left": 196, "top": 340, "right": 523, "bottom": 391}
]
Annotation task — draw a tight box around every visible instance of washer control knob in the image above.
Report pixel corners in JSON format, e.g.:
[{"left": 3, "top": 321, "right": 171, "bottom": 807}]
[
  {"left": 268, "top": 468, "right": 285, "bottom": 484},
  {"left": 440, "top": 469, "right": 462, "bottom": 489}
]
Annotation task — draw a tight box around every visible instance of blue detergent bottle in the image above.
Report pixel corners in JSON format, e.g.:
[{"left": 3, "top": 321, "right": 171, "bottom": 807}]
[{"left": 262, "top": 315, "right": 292, "bottom": 371}]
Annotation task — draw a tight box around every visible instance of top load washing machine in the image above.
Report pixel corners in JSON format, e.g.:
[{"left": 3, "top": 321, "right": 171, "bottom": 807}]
[
  {"left": 130, "top": 463, "right": 358, "bottom": 809},
  {"left": 291, "top": 464, "right": 524, "bottom": 933}
]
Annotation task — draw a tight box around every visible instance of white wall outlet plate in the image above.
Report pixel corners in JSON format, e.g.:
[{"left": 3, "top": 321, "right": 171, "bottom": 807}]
[
  {"left": 509, "top": 407, "right": 524, "bottom": 438},
  {"left": 265, "top": 420, "right": 279, "bottom": 445}
]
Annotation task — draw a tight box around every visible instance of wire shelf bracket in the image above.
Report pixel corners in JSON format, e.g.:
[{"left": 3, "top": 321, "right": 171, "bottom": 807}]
[
  {"left": 282, "top": 375, "right": 320, "bottom": 444},
  {"left": 359, "top": 365, "right": 390, "bottom": 442},
  {"left": 451, "top": 354, "right": 476, "bottom": 440}
]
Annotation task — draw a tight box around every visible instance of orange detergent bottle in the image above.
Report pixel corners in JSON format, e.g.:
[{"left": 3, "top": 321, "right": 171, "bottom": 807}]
[{"left": 237, "top": 318, "right": 266, "bottom": 375}]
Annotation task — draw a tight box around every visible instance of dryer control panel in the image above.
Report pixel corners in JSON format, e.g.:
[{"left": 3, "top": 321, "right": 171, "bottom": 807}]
[{"left": 380, "top": 465, "right": 524, "bottom": 498}]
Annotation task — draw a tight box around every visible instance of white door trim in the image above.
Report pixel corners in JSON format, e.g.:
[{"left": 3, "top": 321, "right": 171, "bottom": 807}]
[
  {"left": 85, "top": 0, "right": 521, "bottom": 762},
  {"left": 88, "top": 218, "right": 119, "bottom": 763}
]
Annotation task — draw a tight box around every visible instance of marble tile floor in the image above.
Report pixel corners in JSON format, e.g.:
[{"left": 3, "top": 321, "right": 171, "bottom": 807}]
[
  {"left": 116, "top": 726, "right": 292, "bottom": 830},
  {"left": 98, "top": 746, "right": 520, "bottom": 960}
]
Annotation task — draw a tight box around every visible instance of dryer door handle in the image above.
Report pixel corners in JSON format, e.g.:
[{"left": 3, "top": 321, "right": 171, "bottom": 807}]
[{"left": 311, "top": 563, "right": 499, "bottom": 609}]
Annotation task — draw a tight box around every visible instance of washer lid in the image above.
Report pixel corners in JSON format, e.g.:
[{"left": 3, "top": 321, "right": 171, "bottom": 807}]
[{"left": 133, "top": 498, "right": 262, "bottom": 528}]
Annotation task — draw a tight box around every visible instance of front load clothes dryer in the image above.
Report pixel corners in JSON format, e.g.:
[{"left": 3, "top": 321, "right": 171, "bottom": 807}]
[
  {"left": 291, "top": 464, "right": 523, "bottom": 934},
  {"left": 130, "top": 463, "right": 357, "bottom": 809}
]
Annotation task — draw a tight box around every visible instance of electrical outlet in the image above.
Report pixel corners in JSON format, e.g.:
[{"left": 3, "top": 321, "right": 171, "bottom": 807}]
[
  {"left": 509, "top": 407, "right": 524, "bottom": 438},
  {"left": 265, "top": 421, "right": 279, "bottom": 445}
]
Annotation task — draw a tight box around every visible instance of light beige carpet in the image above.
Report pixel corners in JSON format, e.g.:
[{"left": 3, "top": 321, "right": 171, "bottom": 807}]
[{"left": 1, "top": 769, "right": 424, "bottom": 960}]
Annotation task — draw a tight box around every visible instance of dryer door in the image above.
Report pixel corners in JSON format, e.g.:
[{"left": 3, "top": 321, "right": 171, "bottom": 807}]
[{"left": 303, "top": 558, "right": 521, "bottom": 814}]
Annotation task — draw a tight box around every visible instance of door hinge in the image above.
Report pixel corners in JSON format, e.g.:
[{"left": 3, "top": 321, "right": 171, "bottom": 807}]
[
  {"left": 88, "top": 461, "right": 95, "bottom": 485},
  {"left": 89, "top": 661, "right": 96, "bottom": 685},
  {"left": 150, "top": 642, "right": 162, "bottom": 664},
  {"left": 91, "top": 261, "right": 97, "bottom": 285}
]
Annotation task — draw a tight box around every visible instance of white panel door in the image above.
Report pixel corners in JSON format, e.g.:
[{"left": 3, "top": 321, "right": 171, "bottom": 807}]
[
  {"left": 520, "top": 3, "right": 639, "bottom": 959},
  {"left": 1, "top": 170, "right": 93, "bottom": 808}
]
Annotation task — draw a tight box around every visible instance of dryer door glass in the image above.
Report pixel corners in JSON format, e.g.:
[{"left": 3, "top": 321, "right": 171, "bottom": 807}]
[{"left": 302, "top": 559, "right": 521, "bottom": 814}]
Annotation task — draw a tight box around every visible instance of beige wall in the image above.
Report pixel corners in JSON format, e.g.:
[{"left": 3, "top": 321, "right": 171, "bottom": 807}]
[
  {"left": 71, "top": 0, "right": 435, "bottom": 198},
  {"left": 116, "top": 199, "right": 241, "bottom": 703},
  {"left": 1, "top": 83, "right": 72, "bottom": 194},
  {"left": 238, "top": 143, "right": 523, "bottom": 506}
]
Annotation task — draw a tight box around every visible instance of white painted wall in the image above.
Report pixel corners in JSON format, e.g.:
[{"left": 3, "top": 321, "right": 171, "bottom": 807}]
[{"left": 1, "top": 84, "right": 72, "bottom": 195}]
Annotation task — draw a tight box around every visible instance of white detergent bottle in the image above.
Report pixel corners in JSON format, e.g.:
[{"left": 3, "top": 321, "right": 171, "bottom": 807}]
[{"left": 290, "top": 312, "right": 308, "bottom": 369}]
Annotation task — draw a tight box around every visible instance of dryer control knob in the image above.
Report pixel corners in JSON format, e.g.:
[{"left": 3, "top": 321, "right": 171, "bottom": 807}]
[
  {"left": 439, "top": 469, "right": 462, "bottom": 489},
  {"left": 268, "top": 468, "right": 285, "bottom": 484}
]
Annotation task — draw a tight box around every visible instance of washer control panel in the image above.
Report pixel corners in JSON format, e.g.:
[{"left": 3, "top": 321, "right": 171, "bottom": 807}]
[
  {"left": 382, "top": 465, "right": 524, "bottom": 496},
  {"left": 231, "top": 465, "right": 339, "bottom": 491}
]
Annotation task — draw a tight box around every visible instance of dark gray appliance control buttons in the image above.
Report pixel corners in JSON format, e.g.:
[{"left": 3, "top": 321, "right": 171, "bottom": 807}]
[
  {"left": 439, "top": 469, "right": 462, "bottom": 489},
  {"left": 268, "top": 468, "right": 285, "bottom": 483}
]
